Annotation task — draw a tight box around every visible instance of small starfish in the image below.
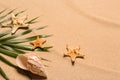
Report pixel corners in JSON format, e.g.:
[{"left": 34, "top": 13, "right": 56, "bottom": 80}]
[
  {"left": 63, "top": 45, "right": 85, "bottom": 65},
  {"left": 30, "top": 36, "right": 46, "bottom": 50},
  {"left": 2, "top": 13, "right": 29, "bottom": 34}
]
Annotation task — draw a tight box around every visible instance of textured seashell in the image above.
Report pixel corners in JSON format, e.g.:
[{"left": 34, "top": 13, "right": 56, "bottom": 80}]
[{"left": 16, "top": 53, "right": 47, "bottom": 78}]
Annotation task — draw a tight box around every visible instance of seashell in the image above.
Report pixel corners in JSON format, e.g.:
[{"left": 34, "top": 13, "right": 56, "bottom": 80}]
[{"left": 16, "top": 53, "right": 47, "bottom": 78}]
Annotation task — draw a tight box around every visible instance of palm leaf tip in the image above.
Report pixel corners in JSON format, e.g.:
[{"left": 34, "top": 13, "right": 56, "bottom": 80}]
[
  {"left": 0, "top": 9, "right": 16, "bottom": 20},
  {"left": 26, "top": 16, "right": 39, "bottom": 24},
  {"left": 0, "top": 9, "right": 7, "bottom": 14},
  {"left": 43, "top": 46, "right": 53, "bottom": 51},
  {"left": 15, "top": 9, "right": 27, "bottom": 16},
  {"left": 41, "top": 57, "right": 51, "bottom": 62}
]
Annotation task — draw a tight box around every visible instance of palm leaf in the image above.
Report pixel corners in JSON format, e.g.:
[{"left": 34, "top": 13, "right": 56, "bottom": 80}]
[
  {"left": 0, "top": 26, "right": 47, "bottom": 42},
  {"left": 0, "top": 44, "right": 26, "bottom": 54},
  {"left": 26, "top": 16, "right": 39, "bottom": 24},
  {"left": 4, "top": 44, "right": 52, "bottom": 51},
  {"left": 0, "top": 44, "right": 13, "bottom": 51},
  {"left": 0, "top": 55, "right": 17, "bottom": 68},
  {"left": 41, "top": 57, "right": 51, "bottom": 62},
  {"left": 12, "top": 48, "right": 26, "bottom": 54},
  {"left": 15, "top": 9, "right": 27, "bottom": 16},
  {"left": 0, "top": 67, "right": 10, "bottom": 80},
  {"left": 0, "top": 9, "right": 7, "bottom": 15},
  {"left": 0, "top": 47, "right": 18, "bottom": 58},
  {"left": 0, "top": 30, "right": 11, "bottom": 38},
  {"left": 0, "top": 9, "right": 16, "bottom": 20},
  {"left": 5, "top": 34, "right": 52, "bottom": 44}
]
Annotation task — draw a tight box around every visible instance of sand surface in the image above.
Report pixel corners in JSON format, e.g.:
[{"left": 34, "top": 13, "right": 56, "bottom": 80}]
[{"left": 1, "top": 0, "right": 120, "bottom": 80}]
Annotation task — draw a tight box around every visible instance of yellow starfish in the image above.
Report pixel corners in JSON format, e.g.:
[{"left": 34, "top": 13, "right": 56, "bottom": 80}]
[
  {"left": 30, "top": 36, "right": 46, "bottom": 50},
  {"left": 64, "top": 45, "right": 85, "bottom": 65},
  {"left": 2, "top": 13, "right": 29, "bottom": 34}
]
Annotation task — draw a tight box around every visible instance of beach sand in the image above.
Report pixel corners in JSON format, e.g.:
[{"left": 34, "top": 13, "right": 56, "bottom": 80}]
[{"left": 0, "top": 0, "right": 120, "bottom": 80}]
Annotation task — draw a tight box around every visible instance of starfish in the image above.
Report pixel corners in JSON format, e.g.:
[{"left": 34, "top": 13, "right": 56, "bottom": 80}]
[
  {"left": 2, "top": 13, "right": 29, "bottom": 34},
  {"left": 63, "top": 45, "right": 85, "bottom": 65},
  {"left": 30, "top": 36, "right": 46, "bottom": 50}
]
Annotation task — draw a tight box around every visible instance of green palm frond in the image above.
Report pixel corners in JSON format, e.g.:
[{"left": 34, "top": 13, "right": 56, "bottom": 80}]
[
  {"left": 5, "top": 34, "right": 52, "bottom": 44},
  {"left": 0, "top": 47, "right": 18, "bottom": 58},
  {"left": 5, "top": 44, "right": 52, "bottom": 51},
  {"left": 0, "top": 26, "right": 47, "bottom": 41},
  {"left": 0, "top": 9, "right": 52, "bottom": 80},
  {"left": 0, "top": 26, "right": 52, "bottom": 58}
]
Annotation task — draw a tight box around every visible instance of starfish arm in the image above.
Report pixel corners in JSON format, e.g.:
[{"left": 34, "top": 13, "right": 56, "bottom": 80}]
[
  {"left": 30, "top": 40, "right": 36, "bottom": 44},
  {"left": 39, "top": 43, "right": 44, "bottom": 48},
  {"left": 2, "top": 23, "right": 13, "bottom": 27},
  {"left": 11, "top": 26, "right": 19, "bottom": 34},
  {"left": 24, "top": 23, "right": 29, "bottom": 26},
  {"left": 32, "top": 43, "right": 37, "bottom": 49},
  {"left": 76, "top": 54, "right": 85, "bottom": 59},
  {"left": 16, "top": 15, "right": 27, "bottom": 24},
  {"left": 66, "top": 45, "right": 72, "bottom": 52},
  {"left": 63, "top": 53, "right": 69, "bottom": 57},
  {"left": 11, "top": 13, "right": 16, "bottom": 19},
  {"left": 70, "top": 56, "right": 76, "bottom": 65},
  {"left": 75, "top": 46, "right": 80, "bottom": 51}
]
